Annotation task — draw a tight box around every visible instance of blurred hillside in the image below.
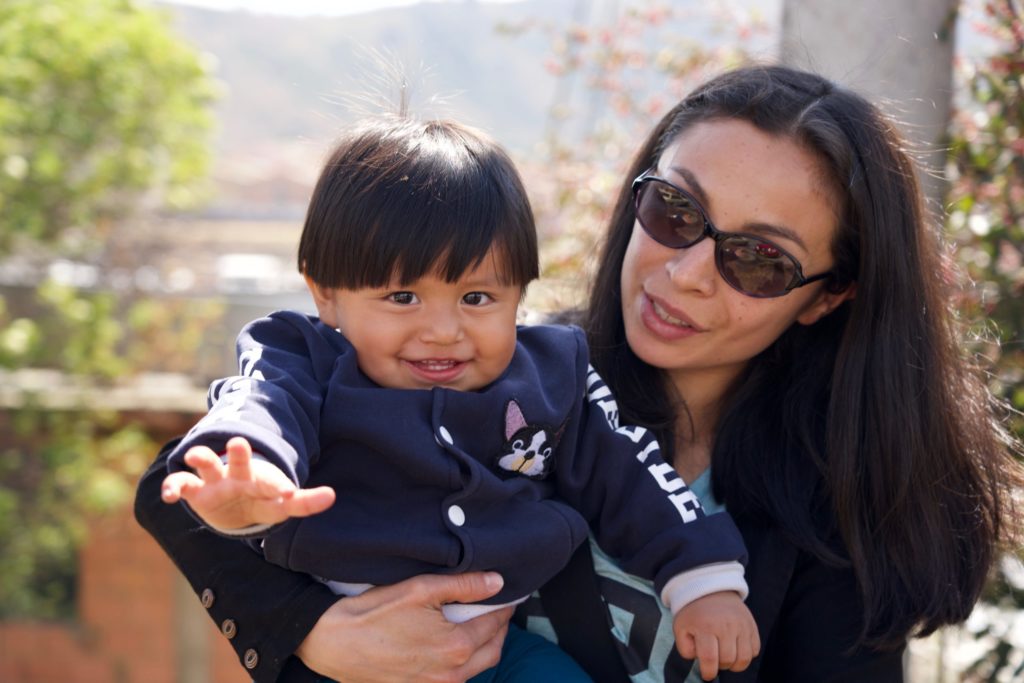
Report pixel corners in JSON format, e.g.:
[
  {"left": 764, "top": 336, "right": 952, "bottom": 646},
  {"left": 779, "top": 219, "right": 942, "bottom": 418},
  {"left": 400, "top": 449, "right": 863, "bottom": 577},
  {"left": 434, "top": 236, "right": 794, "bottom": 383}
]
[
  {"left": 163, "top": 1, "right": 570, "bottom": 153},
  {"left": 157, "top": 0, "right": 780, "bottom": 218}
]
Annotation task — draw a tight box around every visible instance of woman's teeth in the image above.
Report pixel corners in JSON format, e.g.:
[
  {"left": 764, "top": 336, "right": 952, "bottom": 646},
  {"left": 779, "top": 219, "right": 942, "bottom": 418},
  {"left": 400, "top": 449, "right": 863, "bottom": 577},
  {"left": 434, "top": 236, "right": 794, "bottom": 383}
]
[{"left": 652, "top": 300, "right": 692, "bottom": 328}]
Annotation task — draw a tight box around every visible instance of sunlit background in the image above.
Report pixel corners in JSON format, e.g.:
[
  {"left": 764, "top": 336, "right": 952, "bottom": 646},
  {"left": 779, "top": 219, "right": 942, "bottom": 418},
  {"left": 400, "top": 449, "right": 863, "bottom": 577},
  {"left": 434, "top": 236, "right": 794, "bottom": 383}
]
[{"left": 0, "top": 0, "right": 1020, "bottom": 681}]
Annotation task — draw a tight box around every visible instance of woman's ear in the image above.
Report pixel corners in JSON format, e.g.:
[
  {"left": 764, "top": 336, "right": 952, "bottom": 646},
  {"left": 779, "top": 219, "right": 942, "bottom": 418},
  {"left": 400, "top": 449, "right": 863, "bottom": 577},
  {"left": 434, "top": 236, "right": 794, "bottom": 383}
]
[
  {"left": 304, "top": 275, "right": 339, "bottom": 327},
  {"left": 797, "top": 282, "right": 857, "bottom": 326}
]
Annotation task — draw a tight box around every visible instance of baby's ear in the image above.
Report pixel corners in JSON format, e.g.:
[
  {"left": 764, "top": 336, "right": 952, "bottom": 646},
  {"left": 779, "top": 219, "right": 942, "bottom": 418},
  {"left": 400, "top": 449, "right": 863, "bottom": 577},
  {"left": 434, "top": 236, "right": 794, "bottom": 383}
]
[
  {"left": 796, "top": 282, "right": 856, "bottom": 326},
  {"left": 304, "top": 276, "right": 339, "bottom": 327}
]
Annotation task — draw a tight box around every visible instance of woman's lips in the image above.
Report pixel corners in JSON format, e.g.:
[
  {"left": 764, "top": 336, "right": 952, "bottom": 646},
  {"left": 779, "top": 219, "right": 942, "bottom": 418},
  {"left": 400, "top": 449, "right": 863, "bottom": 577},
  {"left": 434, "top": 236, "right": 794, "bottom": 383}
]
[{"left": 639, "top": 292, "right": 704, "bottom": 340}]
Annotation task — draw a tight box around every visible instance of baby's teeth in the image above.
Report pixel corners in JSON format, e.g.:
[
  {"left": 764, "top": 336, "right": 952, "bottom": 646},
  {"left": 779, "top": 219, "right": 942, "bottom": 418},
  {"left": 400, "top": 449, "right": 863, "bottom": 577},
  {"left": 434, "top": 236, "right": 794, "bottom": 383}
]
[{"left": 420, "top": 360, "right": 456, "bottom": 369}]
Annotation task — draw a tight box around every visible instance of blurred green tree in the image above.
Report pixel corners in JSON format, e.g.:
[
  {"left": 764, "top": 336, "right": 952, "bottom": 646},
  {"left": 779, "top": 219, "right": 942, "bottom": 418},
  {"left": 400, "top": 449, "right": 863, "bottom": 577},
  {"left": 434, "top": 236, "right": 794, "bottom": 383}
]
[
  {"left": 947, "top": 0, "right": 1023, "bottom": 431},
  {"left": 946, "top": 1, "right": 1024, "bottom": 680},
  {"left": 0, "top": 0, "right": 217, "bottom": 618}
]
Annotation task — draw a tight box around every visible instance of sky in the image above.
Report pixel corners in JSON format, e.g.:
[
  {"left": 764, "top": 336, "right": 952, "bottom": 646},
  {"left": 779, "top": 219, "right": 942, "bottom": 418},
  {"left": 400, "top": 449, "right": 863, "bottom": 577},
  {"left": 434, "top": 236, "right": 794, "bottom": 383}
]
[{"left": 163, "top": 0, "right": 522, "bottom": 17}]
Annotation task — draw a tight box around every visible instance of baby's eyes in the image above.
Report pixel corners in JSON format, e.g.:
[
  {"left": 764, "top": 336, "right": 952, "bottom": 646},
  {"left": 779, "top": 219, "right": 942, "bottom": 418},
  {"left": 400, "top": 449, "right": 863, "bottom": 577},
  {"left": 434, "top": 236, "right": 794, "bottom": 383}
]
[
  {"left": 387, "top": 291, "right": 419, "bottom": 305},
  {"left": 385, "top": 291, "right": 493, "bottom": 305},
  {"left": 462, "top": 292, "right": 494, "bottom": 306}
]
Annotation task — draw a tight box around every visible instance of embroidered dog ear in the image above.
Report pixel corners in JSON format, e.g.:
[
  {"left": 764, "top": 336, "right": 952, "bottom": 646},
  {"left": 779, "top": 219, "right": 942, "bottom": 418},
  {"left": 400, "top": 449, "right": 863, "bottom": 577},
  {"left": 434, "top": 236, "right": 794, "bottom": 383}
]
[{"left": 496, "top": 399, "right": 566, "bottom": 479}]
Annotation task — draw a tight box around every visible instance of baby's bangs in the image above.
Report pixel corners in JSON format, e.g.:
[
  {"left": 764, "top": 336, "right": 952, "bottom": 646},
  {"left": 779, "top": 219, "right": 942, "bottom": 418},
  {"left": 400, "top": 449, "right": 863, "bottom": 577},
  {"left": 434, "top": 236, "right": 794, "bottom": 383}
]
[
  {"left": 300, "top": 118, "right": 539, "bottom": 290},
  {"left": 353, "top": 159, "right": 537, "bottom": 289}
]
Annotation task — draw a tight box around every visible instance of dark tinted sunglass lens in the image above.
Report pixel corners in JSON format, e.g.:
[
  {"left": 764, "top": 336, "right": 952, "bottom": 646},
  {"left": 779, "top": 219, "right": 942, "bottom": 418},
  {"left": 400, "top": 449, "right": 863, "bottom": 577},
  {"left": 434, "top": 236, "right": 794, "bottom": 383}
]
[
  {"left": 638, "top": 181, "right": 705, "bottom": 247},
  {"left": 718, "top": 235, "right": 798, "bottom": 297}
]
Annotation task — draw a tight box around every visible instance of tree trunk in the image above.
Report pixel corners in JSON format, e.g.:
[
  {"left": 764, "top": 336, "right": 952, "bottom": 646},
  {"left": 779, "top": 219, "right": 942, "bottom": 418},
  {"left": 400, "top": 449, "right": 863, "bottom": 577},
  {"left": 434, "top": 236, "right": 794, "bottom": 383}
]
[{"left": 780, "top": 0, "right": 959, "bottom": 214}]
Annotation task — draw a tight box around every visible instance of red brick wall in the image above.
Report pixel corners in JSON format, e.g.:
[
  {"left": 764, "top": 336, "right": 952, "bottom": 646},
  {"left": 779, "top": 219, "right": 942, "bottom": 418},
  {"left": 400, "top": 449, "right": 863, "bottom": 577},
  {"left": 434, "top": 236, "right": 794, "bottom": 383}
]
[{"left": 0, "top": 506, "right": 249, "bottom": 683}]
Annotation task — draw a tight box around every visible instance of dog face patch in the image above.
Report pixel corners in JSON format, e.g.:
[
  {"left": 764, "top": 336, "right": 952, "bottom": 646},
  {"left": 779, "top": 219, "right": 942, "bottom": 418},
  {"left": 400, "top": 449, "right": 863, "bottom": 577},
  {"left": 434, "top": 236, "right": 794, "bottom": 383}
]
[{"left": 496, "top": 399, "right": 564, "bottom": 478}]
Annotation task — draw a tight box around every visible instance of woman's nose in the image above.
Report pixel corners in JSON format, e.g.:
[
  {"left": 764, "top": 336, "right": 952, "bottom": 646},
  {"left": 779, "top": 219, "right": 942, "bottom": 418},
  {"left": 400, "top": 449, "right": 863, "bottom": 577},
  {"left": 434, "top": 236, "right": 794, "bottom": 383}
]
[{"left": 664, "top": 237, "right": 718, "bottom": 295}]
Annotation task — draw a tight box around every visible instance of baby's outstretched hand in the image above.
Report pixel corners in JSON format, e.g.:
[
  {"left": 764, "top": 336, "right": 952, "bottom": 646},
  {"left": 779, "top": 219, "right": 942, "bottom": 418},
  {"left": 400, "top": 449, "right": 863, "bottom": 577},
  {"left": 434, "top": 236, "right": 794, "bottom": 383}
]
[
  {"left": 161, "top": 436, "right": 335, "bottom": 530},
  {"left": 672, "top": 591, "right": 760, "bottom": 681}
]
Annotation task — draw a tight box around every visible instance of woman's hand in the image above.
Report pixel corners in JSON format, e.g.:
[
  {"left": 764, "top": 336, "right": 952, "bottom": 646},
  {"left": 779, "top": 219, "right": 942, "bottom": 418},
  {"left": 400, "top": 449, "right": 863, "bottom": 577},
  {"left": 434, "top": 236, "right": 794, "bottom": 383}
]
[{"left": 296, "top": 572, "right": 512, "bottom": 683}]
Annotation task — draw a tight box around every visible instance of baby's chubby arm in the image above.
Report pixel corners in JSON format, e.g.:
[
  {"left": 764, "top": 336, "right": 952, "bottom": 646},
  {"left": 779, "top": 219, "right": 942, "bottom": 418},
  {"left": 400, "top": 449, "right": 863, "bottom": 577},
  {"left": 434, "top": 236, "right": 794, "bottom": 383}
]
[
  {"left": 673, "top": 590, "right": 760, "bottom": 681},
  {"left": 161, "top": 436, "right": 336, "bottom": 531}
]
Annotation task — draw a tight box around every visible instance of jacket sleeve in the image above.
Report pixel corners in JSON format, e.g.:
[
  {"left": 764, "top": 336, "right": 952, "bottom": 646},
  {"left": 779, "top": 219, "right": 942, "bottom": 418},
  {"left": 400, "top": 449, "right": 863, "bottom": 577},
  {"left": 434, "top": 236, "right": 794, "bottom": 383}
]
[
  {"left": 135, "top": 438, "right": 337, "bottom": 683},
  {"left": 166, "top": 311, "right": 342, "bottom": 486},
  {"left": 553, "top": 327, "right": 748, "bottom": 602}
]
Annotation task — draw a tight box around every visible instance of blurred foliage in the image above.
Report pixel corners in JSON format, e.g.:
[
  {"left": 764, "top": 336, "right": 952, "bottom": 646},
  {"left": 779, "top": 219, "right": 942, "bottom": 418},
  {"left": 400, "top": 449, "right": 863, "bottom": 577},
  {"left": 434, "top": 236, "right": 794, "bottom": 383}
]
[
  {"left": 946, "top": 2, "right": 1024, "bottom": 680},
  {"left": 0, "top": 0, "right": 218, "bottom": 619},
  {"left": 947, "top": 0, "right": 1024, "bottom": 434},
  {"left": 502, "top": 2, "right": 770, "bottom": 311},
  {"left": 0, "top": 0, "right": 215, "bottom": 249}
]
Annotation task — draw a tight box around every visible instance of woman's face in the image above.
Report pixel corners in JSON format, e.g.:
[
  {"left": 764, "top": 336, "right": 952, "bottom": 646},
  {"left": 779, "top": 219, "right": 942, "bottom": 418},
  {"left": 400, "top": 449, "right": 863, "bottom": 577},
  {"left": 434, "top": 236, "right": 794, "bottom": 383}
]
[{"left": 620, "top": 118, "right": 849, "bottom": 400}]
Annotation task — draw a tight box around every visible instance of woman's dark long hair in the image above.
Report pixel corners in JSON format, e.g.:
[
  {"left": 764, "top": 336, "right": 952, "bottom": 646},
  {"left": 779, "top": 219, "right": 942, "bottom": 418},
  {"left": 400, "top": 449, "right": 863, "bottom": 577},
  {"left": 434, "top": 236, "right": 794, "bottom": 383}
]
[{"left": 584, "top": 64, "right": 1022, "bottom": 649}]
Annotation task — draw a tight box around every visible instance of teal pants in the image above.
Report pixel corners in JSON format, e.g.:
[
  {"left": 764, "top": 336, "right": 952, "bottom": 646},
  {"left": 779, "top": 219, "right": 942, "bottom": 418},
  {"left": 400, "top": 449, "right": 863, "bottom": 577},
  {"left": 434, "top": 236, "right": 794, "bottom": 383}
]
[
  {"left": 468, "top": 623, "right": 592, "bottom": 683},
  {"left": 314, "top": 622, "right": 592, "bottom": 683}
]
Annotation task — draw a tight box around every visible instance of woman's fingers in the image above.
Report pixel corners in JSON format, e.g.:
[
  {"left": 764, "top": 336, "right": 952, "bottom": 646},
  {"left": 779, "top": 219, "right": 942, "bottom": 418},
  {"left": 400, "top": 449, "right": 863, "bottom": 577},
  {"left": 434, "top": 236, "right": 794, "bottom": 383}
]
[
  {"left": 295, "top": 573, "right": 510, "bottom": 683},
  {"left": 415, "top": 571, "right": 506, "bottom": 608},
  {"left": 450, "top": 607, "right": 511, "bottom": 680},
  {"left": 350, "top": 571, "right": 506, "bottom": 615}
]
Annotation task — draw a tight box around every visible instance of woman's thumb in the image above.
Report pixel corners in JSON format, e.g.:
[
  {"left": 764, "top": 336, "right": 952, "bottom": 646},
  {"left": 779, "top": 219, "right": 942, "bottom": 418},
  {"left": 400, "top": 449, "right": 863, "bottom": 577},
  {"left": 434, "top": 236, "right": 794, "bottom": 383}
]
[{"left": 426, "top": 572, "right": 504, "bottom": 605}]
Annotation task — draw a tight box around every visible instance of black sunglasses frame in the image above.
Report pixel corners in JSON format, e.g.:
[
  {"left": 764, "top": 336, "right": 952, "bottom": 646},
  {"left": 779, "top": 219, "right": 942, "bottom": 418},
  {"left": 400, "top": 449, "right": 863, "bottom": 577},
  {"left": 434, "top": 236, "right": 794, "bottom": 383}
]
[{"left": 631, "top": 171, "right": 833, "bottom": 298}]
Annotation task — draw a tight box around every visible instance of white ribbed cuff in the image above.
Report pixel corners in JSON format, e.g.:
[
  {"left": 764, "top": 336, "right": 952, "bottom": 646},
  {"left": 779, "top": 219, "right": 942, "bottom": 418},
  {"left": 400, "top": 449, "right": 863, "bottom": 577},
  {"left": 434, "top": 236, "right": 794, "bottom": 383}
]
[{"left": 660, "top": 561, "right": 748, "bottom": 615}]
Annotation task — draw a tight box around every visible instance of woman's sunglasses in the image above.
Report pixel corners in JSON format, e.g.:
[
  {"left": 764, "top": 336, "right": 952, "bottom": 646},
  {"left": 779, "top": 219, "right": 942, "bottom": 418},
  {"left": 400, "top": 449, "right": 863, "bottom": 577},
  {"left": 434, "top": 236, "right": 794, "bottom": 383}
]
[{"left": 631, "top": 171, "right": 833, "bottom": 298}]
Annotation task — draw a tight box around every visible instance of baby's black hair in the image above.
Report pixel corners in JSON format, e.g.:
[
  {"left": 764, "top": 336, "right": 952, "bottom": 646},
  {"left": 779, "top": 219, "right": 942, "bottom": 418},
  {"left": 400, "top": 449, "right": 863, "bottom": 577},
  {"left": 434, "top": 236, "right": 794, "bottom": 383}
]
[{"left": 298, "top": 117, "right": 539, "bottom": 289}]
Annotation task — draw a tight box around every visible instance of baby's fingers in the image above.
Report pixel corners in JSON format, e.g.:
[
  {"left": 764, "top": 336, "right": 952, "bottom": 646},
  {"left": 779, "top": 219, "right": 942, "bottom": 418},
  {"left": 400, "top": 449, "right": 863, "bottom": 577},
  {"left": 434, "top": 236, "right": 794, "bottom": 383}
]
[
  {"left": 677, "top": 632, "right": 697, "bottom": 661},
  {"left": 731, "top": 635, "right": 754, "bottom": 673},
  {"left": 731, "top": 615, "right": 760, "bottom": 672},
  {"left": 182, "top": 446, "right": 227, "bottom": 482},
  {"left": 717, "top": 634, "right": 738, "bottom": 674},
  {"left": 695, "top": 633, "right": 720, "bottom": 681},
  {"left": 224, "top": 437, "right": 255, "bottom": 480},
  {"left": 161, "top": 471, "right": 205, "bottom": 504},
  {"left": 282, "top": 486, "right": 336, "bottom": 518}
]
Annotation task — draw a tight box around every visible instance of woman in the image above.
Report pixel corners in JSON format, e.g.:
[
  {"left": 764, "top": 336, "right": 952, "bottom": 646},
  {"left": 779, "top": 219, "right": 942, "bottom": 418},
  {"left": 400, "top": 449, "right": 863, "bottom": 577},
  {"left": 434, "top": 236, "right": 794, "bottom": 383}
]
[{"left": 134, "top": 64, "right": 1021, "bottom": 682}]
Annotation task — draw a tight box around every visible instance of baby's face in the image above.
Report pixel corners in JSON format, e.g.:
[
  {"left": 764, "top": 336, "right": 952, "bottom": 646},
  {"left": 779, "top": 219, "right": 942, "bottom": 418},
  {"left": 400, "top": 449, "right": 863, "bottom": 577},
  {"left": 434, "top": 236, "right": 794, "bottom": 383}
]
[{"left": 312, "top": 253, "right": 521, "bottom": 391}]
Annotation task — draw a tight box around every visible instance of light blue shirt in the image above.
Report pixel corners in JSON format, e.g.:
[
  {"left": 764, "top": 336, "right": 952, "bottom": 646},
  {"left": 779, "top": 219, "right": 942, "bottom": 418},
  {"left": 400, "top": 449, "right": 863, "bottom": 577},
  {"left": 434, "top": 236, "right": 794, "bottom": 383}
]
[
  {"left": 524, "top": 468, "right": 722, "bottom": 683},
  {"left": 592, "top": 468, "right": 721, "bottom": 683}
]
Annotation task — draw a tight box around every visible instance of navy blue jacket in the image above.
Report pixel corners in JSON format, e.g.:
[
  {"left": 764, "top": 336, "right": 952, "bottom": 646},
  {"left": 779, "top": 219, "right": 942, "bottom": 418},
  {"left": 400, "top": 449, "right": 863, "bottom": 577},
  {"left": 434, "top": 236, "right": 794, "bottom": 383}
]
[{"left": 168, "top": 311, "right": 746, "bottom": 604}]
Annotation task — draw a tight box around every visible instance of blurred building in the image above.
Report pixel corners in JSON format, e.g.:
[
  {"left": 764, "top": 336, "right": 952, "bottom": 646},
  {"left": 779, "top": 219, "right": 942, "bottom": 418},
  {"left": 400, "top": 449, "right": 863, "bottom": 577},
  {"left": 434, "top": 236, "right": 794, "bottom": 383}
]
[{"left": 0, "top": 383, "right": 250, "bottom": 683}]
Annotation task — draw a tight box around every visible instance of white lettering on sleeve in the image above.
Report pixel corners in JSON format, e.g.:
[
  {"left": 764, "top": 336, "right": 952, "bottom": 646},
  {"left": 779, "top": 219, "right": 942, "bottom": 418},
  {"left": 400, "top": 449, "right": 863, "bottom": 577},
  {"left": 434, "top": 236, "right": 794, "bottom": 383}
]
[
  {"left": 668, "top": 489, "right": 702, "bottom": 523},
  {"left": 586, "top": 365, "right": 620, "bottom": 428},
  {"left": 615, "top": 425, "right": 648, "bottom": 443},
  {"left": 635, "top": 440, "right": 660, "bottom": 463},
  {"left": 238, "top": 348, "right": 266, "bottom": 380},
  {"left": 647, "top": 462, "right": 703, "bottom": 523},
  {"left": 648, "top": 462, "right": 684, "bottom": 492}
]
